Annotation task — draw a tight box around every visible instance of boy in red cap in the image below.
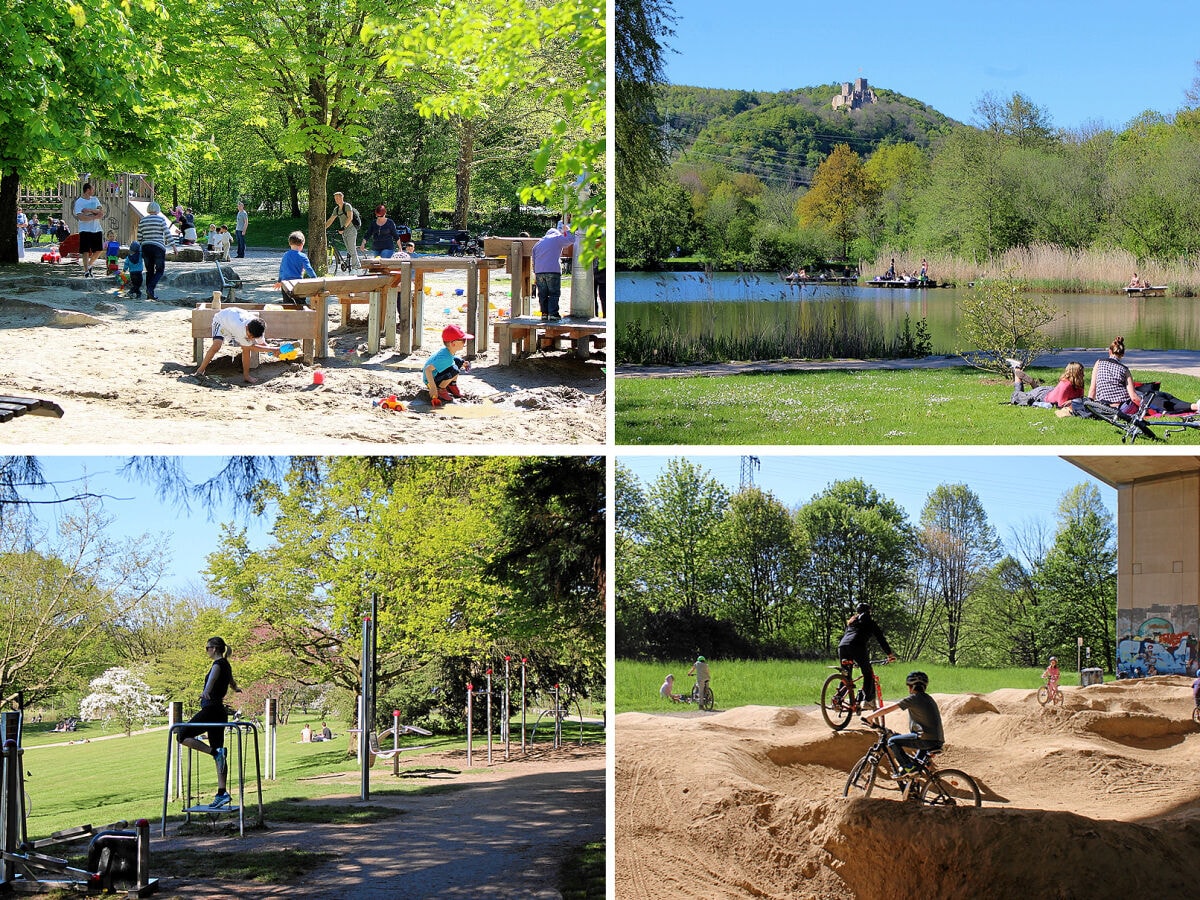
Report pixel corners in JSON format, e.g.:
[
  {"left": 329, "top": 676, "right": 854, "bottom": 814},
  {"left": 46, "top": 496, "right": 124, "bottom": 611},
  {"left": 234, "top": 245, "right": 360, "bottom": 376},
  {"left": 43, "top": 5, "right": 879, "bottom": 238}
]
[{"left": 423, "top": 324, "right": 473, "bottom": 407}]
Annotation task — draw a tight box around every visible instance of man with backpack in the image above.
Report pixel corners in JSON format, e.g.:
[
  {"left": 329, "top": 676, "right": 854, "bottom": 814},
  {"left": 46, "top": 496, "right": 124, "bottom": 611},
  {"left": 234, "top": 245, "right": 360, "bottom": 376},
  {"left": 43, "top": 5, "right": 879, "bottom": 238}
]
[{"left": 325, "top": 191, "right": 361, "bottom": 272}]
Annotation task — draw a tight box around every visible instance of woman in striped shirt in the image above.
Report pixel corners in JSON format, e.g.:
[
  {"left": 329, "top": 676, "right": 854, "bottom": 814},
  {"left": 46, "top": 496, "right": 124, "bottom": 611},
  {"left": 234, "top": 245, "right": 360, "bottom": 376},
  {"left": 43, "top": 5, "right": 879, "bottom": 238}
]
[{"left": 136, "top": 201, "right": 173, "bottom": 301}]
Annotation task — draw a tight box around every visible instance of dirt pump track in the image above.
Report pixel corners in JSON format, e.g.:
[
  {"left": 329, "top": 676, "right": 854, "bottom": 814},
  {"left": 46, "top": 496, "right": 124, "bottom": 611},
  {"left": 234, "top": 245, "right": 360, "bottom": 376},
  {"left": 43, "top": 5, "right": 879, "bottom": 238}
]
[{"left": 615, "top": 678, "right": 1200, "bottom": 899}]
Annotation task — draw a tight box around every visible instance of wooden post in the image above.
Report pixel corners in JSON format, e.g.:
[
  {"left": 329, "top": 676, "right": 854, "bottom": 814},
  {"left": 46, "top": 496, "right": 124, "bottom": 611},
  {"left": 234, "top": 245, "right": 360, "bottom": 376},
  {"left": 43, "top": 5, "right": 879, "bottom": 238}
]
[
  {"left": 509, "top": 241, "right": 523, "bottom": 317},
  {"left": 211, "top": 291, "right": 222, "bottom": 309},
  {"left": 367, "top": 289, "right": 381, "bottom": 354},
  {"left": 414, "top": 271, "right": 425, "bottom": 351},
  {"left": 398, "top": 262, "right": 413, "bottom": 355},
  {"left": 466, "top": 259, "right": 479, "bottom": 356}
]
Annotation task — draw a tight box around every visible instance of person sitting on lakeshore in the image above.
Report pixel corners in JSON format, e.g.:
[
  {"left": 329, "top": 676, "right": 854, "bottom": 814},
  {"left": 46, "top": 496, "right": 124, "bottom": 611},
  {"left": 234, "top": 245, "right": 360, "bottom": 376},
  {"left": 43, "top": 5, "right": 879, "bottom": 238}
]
[
  {"left": 1129, "top": 273, "right": 1141, "bottom": 288},
  {"left": 1088, "top": 335, "right": 1200, "bottom": 416},
  {"left": 1007, "top": 359, "right": 1084, "bottom": 408}
]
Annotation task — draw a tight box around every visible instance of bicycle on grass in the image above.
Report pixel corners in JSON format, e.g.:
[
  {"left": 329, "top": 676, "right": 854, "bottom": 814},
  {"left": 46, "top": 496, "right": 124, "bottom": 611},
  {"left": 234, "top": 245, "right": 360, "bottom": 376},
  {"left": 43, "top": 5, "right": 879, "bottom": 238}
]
[
  {"left": 1037, "top": 677, "right": 1064, "bottom": 707},
  {"left": 843, "top": 720, "right": 981, "bottom": 807},
  {"left": 677, "top": 680, "right": 714, "bottom": 711},
  {"left": 820, "top": 658, "right": 889, "bottom": 731}
]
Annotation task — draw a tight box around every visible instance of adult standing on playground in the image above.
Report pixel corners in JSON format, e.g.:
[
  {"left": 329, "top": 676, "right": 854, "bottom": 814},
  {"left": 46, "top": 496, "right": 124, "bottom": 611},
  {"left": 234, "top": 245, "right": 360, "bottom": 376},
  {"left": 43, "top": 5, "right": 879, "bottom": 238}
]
[
  {"left": 838, "top": 603, "right": 896, "bottom": 710},
  {"left": 176, "top": 636, "right": 242, "bottom": 809},
  {"left": 531, "top": 217, "right": 575, "bottom": 321},
  {"left": 16, "top": 206, "right": 27, "bottom": 259},
  {"left": 73, "top": 182, "right": 106, "bottom": 277},
  {"left": 136, "top": 201, "right": 173, "bottom": 301},
  {"left": 325, "top": 191, "right": 361, "bottom": 271},
  {"left": 235, "top": 200, "right": 249, "bottom": 258},
  {"left": 360, "top": 205, "right": 402, "bottom": 259}
]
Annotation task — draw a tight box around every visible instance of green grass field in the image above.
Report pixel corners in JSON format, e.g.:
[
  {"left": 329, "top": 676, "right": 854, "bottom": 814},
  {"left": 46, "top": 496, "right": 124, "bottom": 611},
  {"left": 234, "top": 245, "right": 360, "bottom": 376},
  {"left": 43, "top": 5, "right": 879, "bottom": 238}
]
[
  {"left": 615, "top": 367, "right": 1200, "bottom": 445},
  {"left": 17, "top": 713, "right": 604, "bottom": 840},
  {"left": 615, "top": 659, "right": 1080, "bottom": 715}
]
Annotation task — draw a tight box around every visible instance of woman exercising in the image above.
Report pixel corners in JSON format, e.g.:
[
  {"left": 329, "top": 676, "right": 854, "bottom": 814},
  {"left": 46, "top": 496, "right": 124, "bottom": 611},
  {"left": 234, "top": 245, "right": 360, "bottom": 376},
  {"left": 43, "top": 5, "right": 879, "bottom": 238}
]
[{"left": 176, "top": 637, "right": 241, "bottom": 808}]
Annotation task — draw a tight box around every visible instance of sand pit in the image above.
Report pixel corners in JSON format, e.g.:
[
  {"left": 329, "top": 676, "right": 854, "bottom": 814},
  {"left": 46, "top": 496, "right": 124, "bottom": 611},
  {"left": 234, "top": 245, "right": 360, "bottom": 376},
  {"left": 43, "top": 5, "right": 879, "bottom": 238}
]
[
  {"left": 616, "top": 678, "right": 1200, "bottom": 899},
  {"left": 0, "top": 253, "right": 606, "bottom": 448}
]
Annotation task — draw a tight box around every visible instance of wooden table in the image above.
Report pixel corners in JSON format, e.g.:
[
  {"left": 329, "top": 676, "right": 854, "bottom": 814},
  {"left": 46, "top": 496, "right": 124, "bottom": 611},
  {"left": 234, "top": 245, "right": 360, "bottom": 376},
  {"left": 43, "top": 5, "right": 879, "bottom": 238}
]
[
  {"left": 282, "top": 274, "right": 392, "bottom": 358},
  {"left": 363, "top": 256, "right": 505, "bottom": 357},
  {"left": 492, "top": 314, "right": 607, "bottom": 365},
  {"left": 482, "top": 237, "right": 540, "bottom": 317}
]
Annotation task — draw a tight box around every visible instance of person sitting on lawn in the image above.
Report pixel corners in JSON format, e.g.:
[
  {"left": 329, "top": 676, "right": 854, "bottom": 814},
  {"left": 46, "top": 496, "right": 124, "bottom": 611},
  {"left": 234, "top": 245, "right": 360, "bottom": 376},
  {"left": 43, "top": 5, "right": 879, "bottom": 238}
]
[
  {"left": 1089, "top": 336, "right": 1200, "bottom": 416},
  {"left": 1007, "top": 360, "right": 1085, "bottom": 408},
  {"left": 660, "top": 673, "right": 680, "bottom": 702}
]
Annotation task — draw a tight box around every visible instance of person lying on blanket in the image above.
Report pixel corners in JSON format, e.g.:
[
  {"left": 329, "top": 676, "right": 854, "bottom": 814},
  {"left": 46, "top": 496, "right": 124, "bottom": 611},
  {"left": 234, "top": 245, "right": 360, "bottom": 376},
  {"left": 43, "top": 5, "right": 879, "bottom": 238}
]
[
  {"left": 1008, "top": 359, "right": 1084, "bottom": 408},
  {"left": 1088, "top": 335, "right": 1200, "bottom": 416}
]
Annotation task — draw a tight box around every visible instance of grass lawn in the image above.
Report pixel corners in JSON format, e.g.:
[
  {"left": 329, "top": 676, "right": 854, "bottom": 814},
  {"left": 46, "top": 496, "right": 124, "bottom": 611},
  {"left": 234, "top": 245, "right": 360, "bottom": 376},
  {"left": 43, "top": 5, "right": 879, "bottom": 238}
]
[
  {"left": 614, "top": 659, "right": 1092, "bottom": 715},
  {"left": 615, "top": 366, "right": 1200, "bottom": 445}
]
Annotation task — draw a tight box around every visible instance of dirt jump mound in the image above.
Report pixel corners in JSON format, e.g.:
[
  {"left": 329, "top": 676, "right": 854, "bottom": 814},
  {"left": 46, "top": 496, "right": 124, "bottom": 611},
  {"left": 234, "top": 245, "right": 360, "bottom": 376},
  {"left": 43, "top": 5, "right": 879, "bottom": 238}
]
[{"left": 616, "top": 678, "right": 1200, "bottom": 899}]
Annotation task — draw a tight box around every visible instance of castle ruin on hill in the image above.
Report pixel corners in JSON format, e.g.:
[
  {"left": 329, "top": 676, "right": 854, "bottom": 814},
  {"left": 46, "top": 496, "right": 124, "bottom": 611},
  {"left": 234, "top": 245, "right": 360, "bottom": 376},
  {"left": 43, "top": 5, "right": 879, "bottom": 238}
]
[{"left": 831, "top": 77, "right": 876, "bottom": 111}]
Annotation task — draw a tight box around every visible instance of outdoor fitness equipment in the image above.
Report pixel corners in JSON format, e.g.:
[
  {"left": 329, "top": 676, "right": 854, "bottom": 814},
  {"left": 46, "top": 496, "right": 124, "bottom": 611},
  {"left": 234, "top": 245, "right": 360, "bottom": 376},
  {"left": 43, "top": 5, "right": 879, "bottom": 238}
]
[
  {"left": 161, "top": 719, "right": 264, "bottom": 838},
  {"left": 466, "top": 657, "right": 531, "bottom": 767},
  {"left": 0, "top": 711, "right": 159, "bottom": 896}
]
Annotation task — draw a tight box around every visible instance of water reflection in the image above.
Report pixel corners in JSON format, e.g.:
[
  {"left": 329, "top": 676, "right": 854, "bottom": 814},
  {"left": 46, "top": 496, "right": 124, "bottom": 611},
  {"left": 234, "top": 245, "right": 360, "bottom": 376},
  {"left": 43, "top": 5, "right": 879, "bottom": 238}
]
[{"left": 616, "top": 272, "right": 1200, "bottom": 354}]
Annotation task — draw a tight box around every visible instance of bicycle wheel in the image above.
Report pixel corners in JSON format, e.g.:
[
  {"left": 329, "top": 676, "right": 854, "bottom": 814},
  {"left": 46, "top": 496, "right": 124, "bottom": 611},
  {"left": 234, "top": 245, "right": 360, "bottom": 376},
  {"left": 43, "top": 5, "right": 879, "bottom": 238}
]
[
  {"left": 1051, "top": 687, "right": 1064, "bottom": 707},
  {"left": 820, "top": 673, "right": 855, "bottom": 731},
  {"left": 843, "top": 756, "right": 878, "bottom": 799},
  {"left": 1192, "top": 706, "right": 1199, "bottom": 725},
  {"left": 1037, "top": 685, "right": 1049, "bottom": 706},
  {"left": 700, "top": 686, "right": 715, "bottom": 712},
  {"left": 920, "top": 769, "right": 981, "bottom": 808}
]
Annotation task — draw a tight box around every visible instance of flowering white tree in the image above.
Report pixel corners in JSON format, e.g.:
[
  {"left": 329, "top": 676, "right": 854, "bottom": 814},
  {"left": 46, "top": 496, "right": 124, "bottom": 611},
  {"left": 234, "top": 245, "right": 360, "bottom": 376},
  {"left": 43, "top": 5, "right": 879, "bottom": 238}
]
[{"left": 79, "top": 668, "right": 160, "bottom": 736}]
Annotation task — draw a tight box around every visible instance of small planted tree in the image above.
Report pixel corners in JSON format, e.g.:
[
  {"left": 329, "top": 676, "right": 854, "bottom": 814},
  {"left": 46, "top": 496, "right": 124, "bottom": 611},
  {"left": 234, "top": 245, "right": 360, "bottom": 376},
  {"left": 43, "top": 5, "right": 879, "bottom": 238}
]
[
  {"left": 955, "top": 272, "right": 1061, "bottom": 375},
  {"left": 79, "top": 668, "right": 160, "bottom": 736}
]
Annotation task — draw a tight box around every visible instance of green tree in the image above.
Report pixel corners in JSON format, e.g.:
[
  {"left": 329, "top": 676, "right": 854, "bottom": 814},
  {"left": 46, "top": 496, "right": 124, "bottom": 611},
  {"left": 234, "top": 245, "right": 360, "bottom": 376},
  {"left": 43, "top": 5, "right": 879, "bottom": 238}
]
[
  {"left": 796, "top": 143, "right": 877, "bottom": 257},
  {"left": 954, "top": 272, "right": 1061, "bottom": 375},
  {"left": 714, "top": 488, "right": 805, "bottom": 644},
  {"left": 615, "top": 175, "right": 695, "bottom": 266},
  {"left": 973, "top": 91, "right": 1058, "bottom": 150},
  {"left": 616, "top": 0, "right": 675, "bottom": 204},
  {"left": 794, "top": 479, "right": 913, "bottom": 654},
  {"left": 911, "top": 484, "right": 1001, "bottom": 665},
  {"left": 1035, "top": 484, "right": 1118, "bottom": 672},
  {"left": 862, "top": 143, "right": 929, "bottom": 251},
  {"left": 637, "top": 459, "right": 730, "bottom": 617}
]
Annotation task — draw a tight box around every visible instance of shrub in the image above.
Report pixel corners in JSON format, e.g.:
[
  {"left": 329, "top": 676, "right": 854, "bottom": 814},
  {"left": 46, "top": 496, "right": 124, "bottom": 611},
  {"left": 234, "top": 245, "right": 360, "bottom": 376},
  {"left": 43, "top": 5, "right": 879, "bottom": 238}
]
[{"left": 955, "top": 272, "right": 1061, "bottom": 375}]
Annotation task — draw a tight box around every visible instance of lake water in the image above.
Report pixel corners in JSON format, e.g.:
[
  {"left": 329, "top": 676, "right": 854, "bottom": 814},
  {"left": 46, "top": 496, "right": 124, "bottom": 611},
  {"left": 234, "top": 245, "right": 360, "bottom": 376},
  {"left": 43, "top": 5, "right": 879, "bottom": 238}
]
[{"left": 615, "top": 272, "right": 1200, "bottom": 353}]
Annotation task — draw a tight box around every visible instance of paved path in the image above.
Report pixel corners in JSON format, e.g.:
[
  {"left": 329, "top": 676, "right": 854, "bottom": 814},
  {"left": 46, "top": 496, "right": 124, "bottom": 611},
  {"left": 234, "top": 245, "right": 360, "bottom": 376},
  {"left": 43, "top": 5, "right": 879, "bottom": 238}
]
[{"left": 617, "top": 349, "right": 1200, "bottom": 380}]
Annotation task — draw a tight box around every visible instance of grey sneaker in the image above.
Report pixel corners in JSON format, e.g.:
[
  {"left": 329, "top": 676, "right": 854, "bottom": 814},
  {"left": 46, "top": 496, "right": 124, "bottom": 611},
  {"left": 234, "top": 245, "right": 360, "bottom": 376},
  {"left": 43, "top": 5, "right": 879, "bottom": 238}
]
[
  {"left": 214, "top": 746, "right": 227, "bottom": 776},
  {"left": 210, "top": 791, "right": 231, "bottom": 809},
  {"left": 1004, "top": 357, "right": 1023, "bottom": 369}
]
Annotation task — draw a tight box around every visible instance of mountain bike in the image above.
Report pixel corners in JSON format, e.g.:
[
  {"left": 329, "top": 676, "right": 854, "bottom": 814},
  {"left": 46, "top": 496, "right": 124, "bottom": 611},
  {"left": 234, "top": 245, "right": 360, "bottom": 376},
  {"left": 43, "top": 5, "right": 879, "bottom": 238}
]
[
  {"left": 843, "top": 720, "right": 981, "bottom": 807},
  {"left": 1037, "top": 677, "right": 1064, "bottom": 707},
  {"left": 683, "top": 680, "right": 715, "bottom": 711},
  {"left": 326, "top": 231, "right": 354, "bottom": 274},
  {"left": 820, "top": 659, "right": 889, "bottom": 731}
]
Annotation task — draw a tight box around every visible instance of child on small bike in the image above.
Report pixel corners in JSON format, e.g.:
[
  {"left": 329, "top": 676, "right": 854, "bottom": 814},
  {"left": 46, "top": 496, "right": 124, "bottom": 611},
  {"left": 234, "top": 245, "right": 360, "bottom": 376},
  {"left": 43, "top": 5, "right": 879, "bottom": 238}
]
[
  {"left": 687, "top": 655, "right": 710, "bottom": 702},
  {"left": 1042, "top": 656, "right": 1061, "bottom": 701},
  {"left": 866, "top": 671, "right": 944, "bottom": 773}
]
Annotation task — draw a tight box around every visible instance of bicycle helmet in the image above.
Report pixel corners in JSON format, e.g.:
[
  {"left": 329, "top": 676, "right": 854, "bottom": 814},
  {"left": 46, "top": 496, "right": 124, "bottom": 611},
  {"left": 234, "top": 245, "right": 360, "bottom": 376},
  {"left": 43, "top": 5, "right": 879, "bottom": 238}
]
[
  {"left": 696, "top": 655, "right": 706, "bottom": 662},
  {"left": 906, "top": 671, "right": 929, "bottom": 688},
  {"left": 856, "top": 603, "right": 870, "bottom": 614},
  {"left": 1049, "top": 656, "right": 1057, "bottom": 664}
]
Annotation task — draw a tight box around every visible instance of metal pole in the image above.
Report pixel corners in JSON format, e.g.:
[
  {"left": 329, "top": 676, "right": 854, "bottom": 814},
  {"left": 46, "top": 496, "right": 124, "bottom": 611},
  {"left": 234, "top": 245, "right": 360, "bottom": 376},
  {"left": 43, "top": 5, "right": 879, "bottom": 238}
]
[
  {"left": 359, "top": 615, "right": 372, "bottom": 801},
  {"left": 486, "top": 668, "right": 493, "bottom": 765},
  {"left": 466, "top": 683, "right": 473, "bottom": 768},
  {"left": 504, "top": 656, "right": 511, "bottom": 760},
  {"left": 168, "top": 701, "right": 183, "bottom": 800},
  {"left": 1077, "top": 636, "right": 1083, "bottom": 682},
  {"left": 553, "top": 684, "right": 562, "bottom": 749},
  {"left": 265, "top": 699, "right": 278, "bottom": 781},
  {"left": 521, "top": 658, "right": 527, "bottom": 754}
]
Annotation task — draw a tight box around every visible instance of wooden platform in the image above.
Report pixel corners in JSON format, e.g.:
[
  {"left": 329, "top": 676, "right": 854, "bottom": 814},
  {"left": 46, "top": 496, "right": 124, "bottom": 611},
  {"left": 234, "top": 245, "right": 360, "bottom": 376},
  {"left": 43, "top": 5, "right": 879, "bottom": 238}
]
[
  {"left": 863, "top": 278, "right": 941, "bottom": 289},
  {"left": 0, "top": 395, "right": 64, "bottom": 422},
  {"left": 1124, "top": 286, "right": 1167, "bottom": 297},
  {"left": 493, "top": 316, "right": 606, "bottom": 365},
  {"left": 192, "top": 298, "right": 325, "bottom": 366}
]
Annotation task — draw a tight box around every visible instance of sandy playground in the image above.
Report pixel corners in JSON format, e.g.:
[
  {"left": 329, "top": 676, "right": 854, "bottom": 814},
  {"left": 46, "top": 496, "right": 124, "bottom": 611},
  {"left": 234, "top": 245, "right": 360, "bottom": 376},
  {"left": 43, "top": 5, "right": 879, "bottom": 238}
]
[
  {"left": 0, "top": 252, "right": 606, "bottom": 449},
  {"left": 616, "top": 678, "right": 1200, "bottom": 899}
]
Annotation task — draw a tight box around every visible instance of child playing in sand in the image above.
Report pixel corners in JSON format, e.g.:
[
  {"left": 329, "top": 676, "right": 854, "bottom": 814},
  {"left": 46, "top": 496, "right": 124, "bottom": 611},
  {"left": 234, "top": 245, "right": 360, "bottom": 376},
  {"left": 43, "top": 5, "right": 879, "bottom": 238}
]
[
  {"left": 423, "top": 324, "right": 472, "bottom": 407},
  {"left": 196, "top": 307, "right": 287, "bottom": 384},
  {"left": 122, "top": 241, "right": 144, "bottom": 299},
  {"left": 276, "top": 231, "right": 317, "bottom": 303},
  {"left": 1042, "top": 656, "right": 1061, "bottom": 702}
]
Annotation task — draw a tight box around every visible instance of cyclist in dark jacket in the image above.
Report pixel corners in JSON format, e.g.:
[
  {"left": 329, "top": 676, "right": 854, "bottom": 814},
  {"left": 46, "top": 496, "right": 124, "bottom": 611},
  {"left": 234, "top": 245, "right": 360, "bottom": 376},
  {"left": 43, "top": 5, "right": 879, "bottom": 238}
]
[{"left": 838, "top": 603, "right": 896, "bottom": 709}]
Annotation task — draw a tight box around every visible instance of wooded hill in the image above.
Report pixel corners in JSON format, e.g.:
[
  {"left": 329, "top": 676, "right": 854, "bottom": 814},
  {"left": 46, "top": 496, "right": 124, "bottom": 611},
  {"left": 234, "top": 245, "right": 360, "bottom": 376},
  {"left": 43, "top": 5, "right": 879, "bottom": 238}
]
[{"left": 659, "top": 82, "right": 960, "bottom": 185}]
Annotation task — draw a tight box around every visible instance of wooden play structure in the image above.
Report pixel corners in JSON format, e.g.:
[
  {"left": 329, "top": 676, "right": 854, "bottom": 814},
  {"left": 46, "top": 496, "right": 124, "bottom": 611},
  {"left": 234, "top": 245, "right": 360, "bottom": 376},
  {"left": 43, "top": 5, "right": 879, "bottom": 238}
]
[{"left": 21, "top": 175, "right": 156, "bottom": 247}]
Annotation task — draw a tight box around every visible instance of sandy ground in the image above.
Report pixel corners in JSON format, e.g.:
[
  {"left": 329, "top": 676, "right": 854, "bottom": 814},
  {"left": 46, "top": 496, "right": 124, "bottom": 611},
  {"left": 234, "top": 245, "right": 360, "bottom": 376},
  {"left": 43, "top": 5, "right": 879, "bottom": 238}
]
[
  {"left": 147, "top": 743, "right": 604, "bottom": 899},
  {"left": 615, "top": 678, "right": 1200, "bottom": 899},
  {"left": 0, "top": 252, "right": 606, "bottom": 449}
]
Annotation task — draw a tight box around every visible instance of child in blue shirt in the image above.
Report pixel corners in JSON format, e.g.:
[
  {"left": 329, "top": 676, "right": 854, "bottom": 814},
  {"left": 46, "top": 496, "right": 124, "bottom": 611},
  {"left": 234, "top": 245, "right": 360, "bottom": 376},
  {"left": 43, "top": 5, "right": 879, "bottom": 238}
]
[
  {"left": 277, "top": 230, "right": 317, "bottom": 304},
  {"left": 105, "top": 233, "right": 121, "bottom": 275},
  {"left": 423, "top": 324, "right": 472, "bottom": 407},
  {"left": 122, "top": 241, "right": 145, "bottom": 299}
]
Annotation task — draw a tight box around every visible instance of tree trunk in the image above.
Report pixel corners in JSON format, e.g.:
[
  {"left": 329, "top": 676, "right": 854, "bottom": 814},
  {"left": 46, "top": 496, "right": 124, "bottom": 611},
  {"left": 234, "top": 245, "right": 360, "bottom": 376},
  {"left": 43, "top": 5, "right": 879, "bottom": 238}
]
[
  {"left": 454, "top": 119, "right": 475, "bottom": 230},
  {"left": 0, "top": 171, "right": 19, "bottom": 265},
  {"left": 418, "top": 195, "right": 430, "bottom": 229},
  {"left": 288, "top": 168, "right": 302, "bottom": 219},
  {"left": 306, "top": 153, "right": 335, "bottom": 273}
]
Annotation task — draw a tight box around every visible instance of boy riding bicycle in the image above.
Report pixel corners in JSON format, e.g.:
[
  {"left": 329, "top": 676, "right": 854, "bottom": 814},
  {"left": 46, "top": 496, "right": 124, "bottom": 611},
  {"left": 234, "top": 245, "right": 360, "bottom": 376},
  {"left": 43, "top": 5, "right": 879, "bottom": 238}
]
[
  {"left": 838, "top": 604, "right": 896, "bottom": 710},
  {"left": 866, "top": 670, "right": 944, "bottom": 773}
]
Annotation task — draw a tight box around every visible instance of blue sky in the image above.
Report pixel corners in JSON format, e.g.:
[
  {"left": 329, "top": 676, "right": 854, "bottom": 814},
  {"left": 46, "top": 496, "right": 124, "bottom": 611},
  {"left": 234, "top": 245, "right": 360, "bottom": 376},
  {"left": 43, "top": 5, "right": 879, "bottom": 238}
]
[
  {"left": 618, "top": 453, "right": 1115, "bottom": 548},
  {"left": 664, "top": 0, "right": 1200, "bottom": 130},
  {"left": 25, "top": 457, "right": 275, "bottom": 594}
]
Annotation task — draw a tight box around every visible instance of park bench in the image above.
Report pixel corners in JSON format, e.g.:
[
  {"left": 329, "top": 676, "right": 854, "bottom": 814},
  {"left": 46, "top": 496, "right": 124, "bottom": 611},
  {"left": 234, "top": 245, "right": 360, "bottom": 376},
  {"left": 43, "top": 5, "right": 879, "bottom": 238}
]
[
  {"left": 492, "top": 314, "right": 607, "bottom": 365},
  {"left": 0, "top": 394, "right": 65, "bottom": 422},
  {"left": 414, "top": 228, "right": 477, "bottom": 255}
]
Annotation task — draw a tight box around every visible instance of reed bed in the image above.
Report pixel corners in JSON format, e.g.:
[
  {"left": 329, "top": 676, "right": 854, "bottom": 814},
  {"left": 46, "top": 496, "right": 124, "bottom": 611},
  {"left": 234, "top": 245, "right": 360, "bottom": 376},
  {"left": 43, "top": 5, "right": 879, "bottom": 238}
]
[{"left": 868, "top": 244, "right": 1200, "bottom": 295}]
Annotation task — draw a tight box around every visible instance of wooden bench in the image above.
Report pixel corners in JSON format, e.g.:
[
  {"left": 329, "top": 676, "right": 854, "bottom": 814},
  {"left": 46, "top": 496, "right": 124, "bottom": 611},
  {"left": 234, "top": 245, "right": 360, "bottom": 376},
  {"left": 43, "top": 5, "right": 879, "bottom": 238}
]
[
  {"left": 492, "top": 315, "right": 607, "bottom": 365},
  {"left": 191, "top": 295, "right": 325, "bottom": 366},
  {"left": 0, "top": 395, "right": 65, "bottom": 422},
  {"left": 414, "top": 228, "right": 472, "bottom": 254}
]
